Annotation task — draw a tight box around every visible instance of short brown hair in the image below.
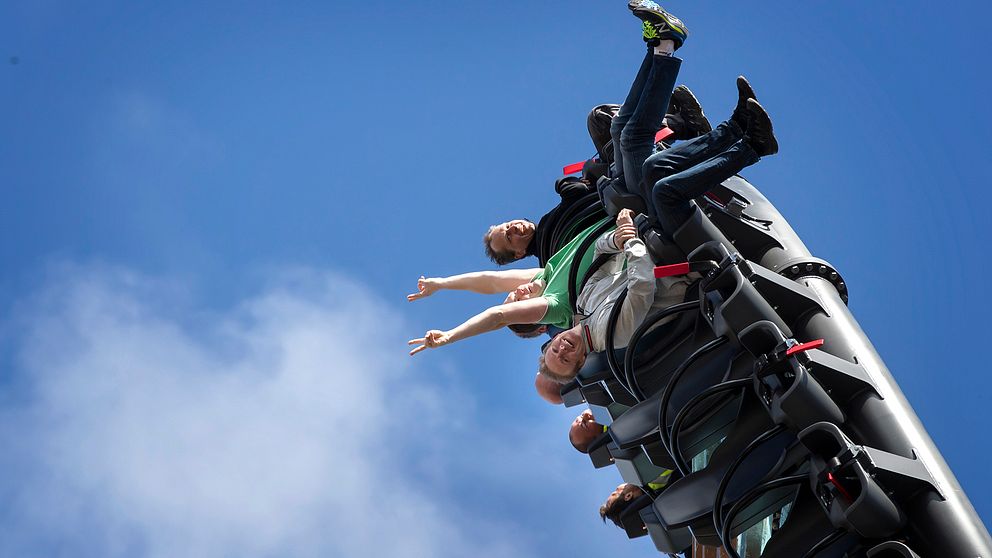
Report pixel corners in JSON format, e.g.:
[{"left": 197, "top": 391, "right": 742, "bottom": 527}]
[
  {"left": 483, "top": 225, "right": 516, "bottom": 266},
  {"left": 508, "top": 323, "right": 544, "bottom": 338},
  {"left": 600, "top": 484, "right": 645, "bottom": 528}
]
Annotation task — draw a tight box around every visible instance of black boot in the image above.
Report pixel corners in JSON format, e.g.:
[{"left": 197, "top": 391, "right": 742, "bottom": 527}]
[
  {"left": 731, "top": 75, "right": 757, "bottom": 130},
  {"left": 744, "top": 98, "right": 778, "bottom": 157},
  {"left": 668, "top": 85, "right": 712, "bottom": 140}
]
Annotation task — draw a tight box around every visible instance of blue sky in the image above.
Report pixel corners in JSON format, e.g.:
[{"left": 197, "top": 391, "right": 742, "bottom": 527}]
[{"left": 1, "top": 1, "right": 990, "bottom": 556}]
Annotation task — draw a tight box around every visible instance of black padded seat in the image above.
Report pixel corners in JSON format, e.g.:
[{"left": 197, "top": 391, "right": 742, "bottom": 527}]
[
  {"left": 639, "top": 505, "right": 693, "bottom": 554},
  {"left": 760, "top": 484, "right": 858, "bottom": 558},
  {"left": 651, "top": 392, "right": 796, "bottom": 543},
  {"left": 598, "top": 175, "right": 649, "bottom": 217},
  {"left": 572, "top": 302, "right": 701, "bottom": 409},
  {"left": 608, "top": 338, "right": 738, "bottom": 452}
]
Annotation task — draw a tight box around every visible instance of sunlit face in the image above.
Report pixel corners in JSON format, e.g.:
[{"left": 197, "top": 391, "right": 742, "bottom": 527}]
[
  {"left": 503, "top": 280, "right": 545, "bottom": 304},
  {"left": 543, "top": 327, "right": 587, "bottom": 380},
  {"left": 569, "top": 410, "right": 602, "bottom": 451},
  {"left": 488, "top": 220, "right": 536, "bottom": 261}
]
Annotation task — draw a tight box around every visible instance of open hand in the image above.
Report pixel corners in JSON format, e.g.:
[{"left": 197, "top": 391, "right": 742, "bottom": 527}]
[
  {"left": 408, "top": 330, "right": 451, "bottom": 355},
  {"left": 407, "top": 276, "right": 440, "bottom": 301},
  {"left": 613, "top": 209, "right": 638, "bottom": 248}
]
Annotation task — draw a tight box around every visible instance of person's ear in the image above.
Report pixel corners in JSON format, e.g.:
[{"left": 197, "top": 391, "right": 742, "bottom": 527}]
[{"left": 538, "top": 326, "right": 548, "bottom": 333}]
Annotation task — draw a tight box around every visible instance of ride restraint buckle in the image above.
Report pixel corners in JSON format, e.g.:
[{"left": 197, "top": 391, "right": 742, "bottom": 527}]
[{"left": 653, "top": 260, "right": 719, "bottom": 278}]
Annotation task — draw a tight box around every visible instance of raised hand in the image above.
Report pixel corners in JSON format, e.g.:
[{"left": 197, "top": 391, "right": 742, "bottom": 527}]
[
  {"left": 408, "top": 330, "right": 451, "bottom": 355},
  {"left": 613, "top": 208, "right": 638, "bottom": 249},
  {"left": 617, "top": 208, "right": 634, "bottom": 227},
  {"left": 407, "top": 276, "right": 440, "bottom": 301}
]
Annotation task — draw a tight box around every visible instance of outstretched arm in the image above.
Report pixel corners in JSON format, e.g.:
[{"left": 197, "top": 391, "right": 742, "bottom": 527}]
[
  {"left": 407, "top": 268, "right": 543, "bottom": 301},
  {"left": 408, "top": 296, "right": 549, "bottom": 355}
]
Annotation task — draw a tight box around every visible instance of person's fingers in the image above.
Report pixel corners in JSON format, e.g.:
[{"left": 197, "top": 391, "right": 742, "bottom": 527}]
[
  {"left": 409, "top": 345, "right": 427, "bottom": 356},
  {"left": 408, "top": 337, "right": 426, "bottom": 345}
]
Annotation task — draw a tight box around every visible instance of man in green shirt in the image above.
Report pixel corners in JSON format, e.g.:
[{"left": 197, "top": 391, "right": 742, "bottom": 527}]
[
  {"left": 527, "top": 216, "right": 612, "bottom": 330},
  {"left": 407, "top": 215, "right": 629, "bottom": 356}
]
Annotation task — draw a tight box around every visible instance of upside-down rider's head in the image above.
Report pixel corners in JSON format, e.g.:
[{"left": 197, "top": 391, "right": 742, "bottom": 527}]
[
  {"left": 569, "top": 409, "right": 605, "bottom": 453},
  {"left": 538, "top": 325, "right": 589, "bottom": 384},
  {"left": 484, "top": 219, "right": 536, "bottom": 265},
  {"left": 600, "top": 483, "right": 645, "bottom": 528},
  {"left": 535, "top": 372, "right": 564, "bottom": 405},
  {"left": 503, "top": 281, "right": 548, "bottom": 339}
]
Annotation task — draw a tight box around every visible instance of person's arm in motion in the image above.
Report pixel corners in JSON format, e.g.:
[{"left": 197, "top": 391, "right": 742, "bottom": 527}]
[
  {"left": 408, "top": 297, "right": 549, "bottom": 355},
  {"left": 585, "top": 209, "right": 639, "bottom": 285},
  {"left": 407, "top": 268, "right": 543, "bottom": 301},
  {"left": 612, "top": 210, "right": 657, "bottom": 347}
]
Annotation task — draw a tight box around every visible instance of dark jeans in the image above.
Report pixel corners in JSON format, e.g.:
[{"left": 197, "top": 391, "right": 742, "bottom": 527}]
[
  {"left": 610, "top": 51, "right": 682, "bottom": 196},
  {"left": 642, "top": 120, "right": 760, "bottom": 236}
]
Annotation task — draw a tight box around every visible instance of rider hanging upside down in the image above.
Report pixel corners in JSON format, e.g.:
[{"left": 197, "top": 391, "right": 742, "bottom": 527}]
[{"left": 407, "top": 0, "right": 778, "bottom": 357}]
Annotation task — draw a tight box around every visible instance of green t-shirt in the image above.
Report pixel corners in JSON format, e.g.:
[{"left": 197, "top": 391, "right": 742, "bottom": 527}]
[{"left": 533, "top": 216, "right": 614, "bottom": 330}]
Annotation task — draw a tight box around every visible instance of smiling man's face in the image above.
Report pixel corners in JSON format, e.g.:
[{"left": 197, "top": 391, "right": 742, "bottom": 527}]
[
  {"left": 569, "top": 409, "right": 603, "bottom": 452},
  {"left": 543, "top": 327, "right": 587, "bottom": 381},
  {"left": 487, "top": 220, "right": 535, "bottom": 262}
]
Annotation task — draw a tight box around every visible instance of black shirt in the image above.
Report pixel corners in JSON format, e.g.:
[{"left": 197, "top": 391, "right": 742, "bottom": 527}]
[{"left": 527, "top": 176, "right": 607, "bottom": 266}]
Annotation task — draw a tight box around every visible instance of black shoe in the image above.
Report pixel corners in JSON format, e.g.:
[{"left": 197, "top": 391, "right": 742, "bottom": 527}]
[
  {"left": 744, "top": 98, "right": 778, "bottom": 156},
  {"left": 731, "top": 76, "right": 757, "bottom": 130},
  {"left": 667, "top": 85, "right": 712, "bottom": 140},
  {"left": 628, "top": 0, "right": 688, "bottom": 50}
]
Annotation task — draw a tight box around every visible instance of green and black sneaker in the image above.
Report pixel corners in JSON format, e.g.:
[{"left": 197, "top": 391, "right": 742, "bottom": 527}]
[{"left": 628, "top": 0, "right": 688, "bottom": 50}]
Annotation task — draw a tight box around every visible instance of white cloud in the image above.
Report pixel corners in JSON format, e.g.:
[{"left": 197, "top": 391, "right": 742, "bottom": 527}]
[{"left": 0, "top": 265, "right": 542, "bottom": 558}]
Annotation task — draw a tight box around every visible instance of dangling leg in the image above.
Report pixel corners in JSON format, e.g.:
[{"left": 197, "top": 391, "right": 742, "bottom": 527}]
[
  {"left": 612, "top": 1, "right": 689, "bottom": 192},
  {"left": 651, "top": 140, "right": 760, "bottom": 234},
  {"left": 651, "top": 98, "right": 778, "bottom": 235},
  {"left": 637, "top": 119, "right": 743, "bottom": 203},
  {"left": 638, "top": 76, "right": 764, "bottom": 200},
  {"left": 618, "top": 50, "right": 681, "bottom": 194},
  {"left": 610, "top": 50, "right": 657, "bottom": 182}
]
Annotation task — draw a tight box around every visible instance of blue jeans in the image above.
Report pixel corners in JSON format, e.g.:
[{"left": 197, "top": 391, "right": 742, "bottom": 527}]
[
  {"left": 610, "top": 51, "right": 682, "bottom": 196},
  {"left": 642, "top": 120, "right": 761, "bottom": 237}
]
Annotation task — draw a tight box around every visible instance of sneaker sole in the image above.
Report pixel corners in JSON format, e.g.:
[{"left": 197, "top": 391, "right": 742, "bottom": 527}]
[{"left": 628, "top": 2, "right": 687, "bottom": 36}]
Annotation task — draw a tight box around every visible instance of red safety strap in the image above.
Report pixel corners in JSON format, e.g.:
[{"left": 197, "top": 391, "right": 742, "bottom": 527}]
[
  {"left": 655, "top": 127, "right": 675, "bottom": 144},
  {"left": 563, "top": 126, "right": 671, "bottom": 175},
  {"left": 786, "top": 338, "right": 825, "bottom": 356},
  {"left": 827, "top": 472, "right": 854, "bottom": 503},
  {"left": 654, "top": 262, "right": 691, "bottom": 278},
  {"left": 562, "top": 161, "right": 586, "bottom": 175}
]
